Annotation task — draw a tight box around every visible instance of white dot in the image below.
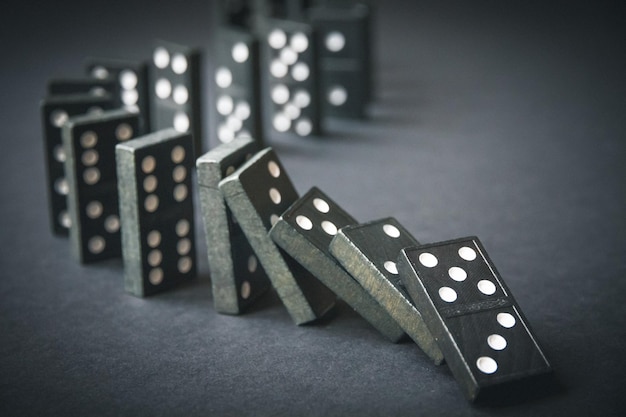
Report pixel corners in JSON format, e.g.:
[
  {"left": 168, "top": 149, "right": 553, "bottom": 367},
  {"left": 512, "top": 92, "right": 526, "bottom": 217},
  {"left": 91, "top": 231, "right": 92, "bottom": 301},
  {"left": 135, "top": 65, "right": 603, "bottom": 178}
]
[
  {"left": 218, "top": 124, "right": 235, "bottom": 143},
  {"left": 241, "top": 281, "right": 251, "bottom": 299},
  {"left": 497, "top": 312, "right": 516, "bottom": 328},
  {"left": 86, "top": 201, "right": 103, "bottom": 219},
  {"left": 155, "top": 78, "right": 172, "bottom": 99},
  {"left": 273, "top": 113, "right": 291, "bottom": 132},
  {"left": 104, "top": 215, "right": 120, "bottom": 233},
  {"left": 321, "top": 220, "right": 338, "bottom": 236},
  {"left": 215, "top": 67, "right": 232, "bottom": 88},
  {"left": 83, "top": 167, "right": 100, "bottom": 185},
  {"left": 325, "top": 31, "right": 346, "bottom": 52},
  {"left": 487, "top": 334, "right": 507, "bottom": 351},
  {"left": 270, "top": 214, "right": 279, "bottom": 226},
  {"left": 81, "top": 149, "right": 99, "bottom": 166},
  {"left": 419, "top": 252, "right": 438, "bottom": 268},
  {"left": 217, "top": 95, "right": 234, "bottom": 116},
  {"left": 279, "top": 47, "right": 298, "bottom": 66},
  {"left": 80, "top": 131, "right": 97, "bottom": 148},
  {"left": 172, "top": 145, "right": 186, "bottom": 163},
  {"left": 476, "top": 356, "right": 498, "bottom": 374},
  {"left": 177, "top": 238, "right": 191, "bottom": 255},
  {"left": 54, "top": 178, "right": 69, "bottom": 195},
  {"left": 290, "top": 32, "right": 309, "bottom": 53},
  {"left": 54, "top": 145, "right": 66, "bottom": 162},
  {"left": 284, "top": 103, "right": 301, "bottom": 120},
  {"left": 141, "top": 156, "right": 156, "bottom": 173},
  {"left": 269, "top": 187, "right": 281, "bottom": 204},
  {"left": 293, "top": 90, "right": 311, "bottom": 108},
  {"left": 90, "top": 87, "right": 106, "bottom": 97},
  {"left": 295, "top": 119, "right": 312, "bottom": 136},
  {"left": 234, "top": 101, "right": 251, "bottom": 120},
  {"left": 268, "top": 161, "right": 280, "bottom": 178},
  {"left": 153, "top": 47, "right": 170, "bottom": 68},
  {"left": 328, "top": 86, "right": 348, "bottom": 106},
  {"left": 119, "top": 70, "right": 138, "bottom": 90},
  {"left": 171, "top": 53, "right": 188, "bottom": 74},
  {"left": 270, "top": 59, "right": 288, "bottom": 78},
  {"left": 448, "top": 267, "right": 467, "bottom": 282},
  {"left": 271, "top": 84, "right": 290, "bottom": 105},
  {"left": 173, "top": 112, "right": 190, "bottom": 132},
  {"left": 59, "top": 211, "right": 72, "bottom": 228},
  {"left": 232, "top": 42, "right": 249, "bottom": 63},
  {"left": 50, "top": 110, "right": 68, "bottom": 128},
  {"left": 174, "top": 184, "right": 188, "bottom": 202},
  {"left": 313, "top": 198, "right": 329, "bottom": 213},
  {"left": 144, "top": 194, "right": 159, "bottom": 212},
  {"left": 178, "top": 256, "right": 193, "bottom": 273},
  {"left": 226, "top": 115, "right": 243, "bottom": 132},
  {"left": 147, "top": 230, "right": 161, "bottom": 247},
  {"left": 458, "top": 246, "right": 477, "bottom": 261},
  {"left": 88, "top": 106, "right": 103, "bottom": 115},
  {"left": 173, "top": 165, "right": 186, "bottom": 182},
  {"left": 477, "top": 280, "right": 497, "bottom": 296},
  {"left": 88, "top": 236, "right": 106, "bottom": 254},
  {"left": 122, "top": 89, "right": 139, "bottom": 106},
  {"left": 148, "top": 249, "right": 162, "bottom": 267},
  {"left": 176, "top": 219, "right": 190, "bottom": 237},
  {"left": 225, "top": 166, "right": 235, "bottom": 176},
  {"left": 149, "top": 268, "right": 164, "bottom": 285},
  {"left": 248, "top": 255, "right": 257, "bottom": 273},
  {"left": 268, "top": 29, "right": 287, "bottom": 49},
  {"left": 92, "top": 66, "right": 109, "bottom": 79},
  {"left": 296, "top": 215, "right": 312, "bottom": 230},
  {"left": 291, "top": 62, "right": 310, "bottom": 82},
  {"left": 116, "top": 123, "right": 133, "bottom": 141},
  {"left": 384, "top": 261, "right": 398, "bottom": 275},
  {"left": 143, "top": 175, "right": 157, "bottom": 193},
  {"left": 382, "top": 224, "right": 400, "bottom": 238},
  {"left": 173, "top": 85, "right": 189, "bottom": 104},
  {"left": 439, "top": 286, "right": 457, "bottom": 302}
]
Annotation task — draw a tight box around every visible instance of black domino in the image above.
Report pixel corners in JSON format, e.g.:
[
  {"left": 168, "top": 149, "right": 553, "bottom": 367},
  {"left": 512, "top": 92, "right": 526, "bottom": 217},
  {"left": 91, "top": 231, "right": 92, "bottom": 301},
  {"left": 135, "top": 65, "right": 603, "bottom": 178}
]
[
  {"left": 41, "top": 94, "right": 116, "bottom": 235},
  {"left": 47, "top": 77, "right": 119, "bottom": 102},
  {"left": 269, "top": 187, "right": 405, "bottom": 341},
  {"left": 150, "top": 40, "right": 203, "bottom": 155},
  {"left": 196, "top": 137, "right": 271, "bottom": 314},
  {"left": 398, "top": 237, "right": 552, "bottom": 401},
  {"left": 219, "top": 148, "right": 336, "bottom": 324},
  {"left": 116, "top": 129, "right": 197, "bottom": 296},
  {"left": 329, "top": 218, "right": 444, "bottom": 363}
]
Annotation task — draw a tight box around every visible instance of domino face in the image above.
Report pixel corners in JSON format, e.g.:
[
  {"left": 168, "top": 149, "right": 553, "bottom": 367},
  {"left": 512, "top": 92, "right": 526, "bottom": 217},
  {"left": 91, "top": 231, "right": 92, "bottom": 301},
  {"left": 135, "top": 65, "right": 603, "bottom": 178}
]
[
  {"left": 214, "top": 28, "right": 263, "bottom": 146},
  {"left": 219, "top": 148, "right": 336, "bottom": 324},
  {"left": 41, "top": 94, "right": 116, "bottom": 235},
  {"left": 86, "top": 58, "right": 151, "bottom": 132},
  {"left": 62, "top": 109, "right": 140, "bottom": 263},
  {"left": 262, "top": 19, "right": 321, "bottom": 138},
  {"left": 269, "top": 187, "right": 405, "bottom": 342},
  {"left": 309, "top": 4, "right": 371, "bottom": 118},
  {"left": 151, "top": 40, "right": 203, "bottom": 155},
  {"left": 329, "top": 218, "right": 444, "bottom": 363},
  {"left": 398, "top": 237, "right": 552, "bottom": 401},
  {"left": 196, "top": 137, "right": 271, "bottom": 314},
  {"left": 47, "top": 77, "right": 119, "bottom": 102},
  {"left": 116, "top": 129, "right": 196, "bottom": 297}
]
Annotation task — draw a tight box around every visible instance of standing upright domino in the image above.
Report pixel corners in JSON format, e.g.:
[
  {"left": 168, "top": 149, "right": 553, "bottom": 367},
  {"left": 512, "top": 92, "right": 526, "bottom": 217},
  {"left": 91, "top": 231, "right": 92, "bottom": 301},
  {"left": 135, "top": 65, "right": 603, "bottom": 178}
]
[
  {"left": 196, "top": 137, "right": 271, "bottom": 314},
  {"left": 41, "top": 94, "right": 116, "bottom": 235},
  {"left": 116, "top": 129, "right": 197, "bottom": 296},
  {"left": 62, "top": 109, "right": 141, "bottom": 263},
  {"left": 329, "top": 218, "right": 444, "bottom": 364},
  {"left": 269, "top": 187, "right": 405, "bottom": 341},
  {"left": 398, "top": 237, "right": 552, "bottom": 401},
  {"left": 47, "top": 78, "right": 119, "bottom": 102},
  {"left": 219, "top": 148, "right": 336, "bottom": 324},
  {"left": 151, "top": 40, "right": 203, "bottom": 155}
]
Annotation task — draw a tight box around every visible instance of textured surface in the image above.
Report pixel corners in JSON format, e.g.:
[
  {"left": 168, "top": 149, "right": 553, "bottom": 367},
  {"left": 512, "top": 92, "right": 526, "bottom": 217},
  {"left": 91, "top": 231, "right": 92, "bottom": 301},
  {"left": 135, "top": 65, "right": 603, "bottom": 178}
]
[{"left": 1, "top": 0, "right": 625, "bottom": 415}]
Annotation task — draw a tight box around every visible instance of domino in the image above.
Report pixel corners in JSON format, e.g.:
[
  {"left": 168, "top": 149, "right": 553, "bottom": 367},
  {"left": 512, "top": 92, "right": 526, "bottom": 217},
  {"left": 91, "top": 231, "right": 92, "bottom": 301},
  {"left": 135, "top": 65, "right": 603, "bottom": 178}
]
[
  {"left": 329, "top": 218, "right": 444, "bottom": 364},
  {"left": 150, "top": 40, "right": 203, "bottom": 155},
  {"left": 116, "top": 129, "right": 196, "bottom": 296},
  {"left": 309, "top": 4, "right": 372, "bottom": 118},
  {"left": 41, "top": 93, "right": 116, "bottom": 235},
  {"left": 86, "top": 58, "right": 151, "bottom": 131},
  {"left": 196, "top": 137, "right": 271, "bottom": 314},
  {"left": 219, "top": 148, "right": 336, "bottom": 324},
  {"left": 261, "top": 19, "right": 321, "bottom": 138},
  {"left": 47, "top": 77, "right": 119, "bottom": 101},
  {"left": 61, "top": 109, "right": 141, "bottom": 263},
  {"left": 269, "top": 187, "right": 405, "bottom": 341},
  {"left": 213, "top": 28, "right": 264, "bottom": 146},
  {"left": 398, "top": 237, "right": 552, "bottom": 401}
]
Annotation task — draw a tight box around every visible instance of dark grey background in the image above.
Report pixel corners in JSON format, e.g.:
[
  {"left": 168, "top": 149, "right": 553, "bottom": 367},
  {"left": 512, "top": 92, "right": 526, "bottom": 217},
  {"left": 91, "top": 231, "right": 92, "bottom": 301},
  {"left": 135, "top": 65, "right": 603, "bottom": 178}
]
[{"left": 1, "top": 0, "right": 625, "bottom": 415}]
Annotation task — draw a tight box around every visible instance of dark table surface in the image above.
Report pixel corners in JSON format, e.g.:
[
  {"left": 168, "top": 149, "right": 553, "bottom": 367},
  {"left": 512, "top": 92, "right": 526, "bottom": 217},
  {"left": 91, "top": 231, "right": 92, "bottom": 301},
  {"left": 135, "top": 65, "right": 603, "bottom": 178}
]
[{"left": 1, "top": 1, "right": 625, "bottom": 416}]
